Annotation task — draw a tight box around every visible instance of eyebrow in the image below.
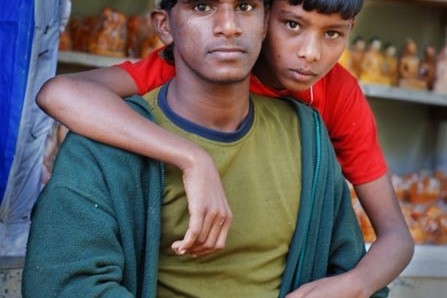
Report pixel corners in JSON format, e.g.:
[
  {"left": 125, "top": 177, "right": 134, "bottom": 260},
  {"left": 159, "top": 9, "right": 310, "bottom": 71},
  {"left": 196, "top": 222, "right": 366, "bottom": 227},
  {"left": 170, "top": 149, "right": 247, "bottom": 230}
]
[
  {"left": 183, "top": 0, "right": 263, "bottom": 5},
  {"left": 279, "top": 9, "right": 352, "bottom": 30}
]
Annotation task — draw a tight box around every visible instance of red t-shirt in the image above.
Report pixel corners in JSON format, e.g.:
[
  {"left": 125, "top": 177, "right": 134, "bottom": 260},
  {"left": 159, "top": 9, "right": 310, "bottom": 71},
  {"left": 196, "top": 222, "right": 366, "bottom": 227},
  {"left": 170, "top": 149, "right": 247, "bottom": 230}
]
[{"left": 118, "top": 47, "right": 387, "bottom": 185}]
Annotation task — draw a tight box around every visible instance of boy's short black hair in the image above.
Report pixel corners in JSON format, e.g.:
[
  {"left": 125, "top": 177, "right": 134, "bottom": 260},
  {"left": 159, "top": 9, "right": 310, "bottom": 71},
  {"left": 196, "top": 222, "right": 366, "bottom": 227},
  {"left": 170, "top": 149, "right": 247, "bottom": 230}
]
[
  {"left": 159, "top": 0, "right": 177, "bottom": 11},
  {"left": 287, "top": 0, "right": 363, "bottom": 20}
]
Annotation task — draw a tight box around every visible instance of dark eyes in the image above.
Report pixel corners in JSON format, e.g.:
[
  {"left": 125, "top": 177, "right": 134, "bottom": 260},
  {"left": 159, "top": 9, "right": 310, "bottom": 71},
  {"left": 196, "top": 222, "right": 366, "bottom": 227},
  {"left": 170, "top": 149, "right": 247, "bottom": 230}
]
[
  {"left": 285, "top": 21, "right": 342, "bottom": 39},
  {"left": 193, "top": 2, "right": 254, "bottom": 12},
  {"left": 326, "top": 31, "right": 341, "bottom": 39},
  {"left": 237, "top": 3, "right": 254, "bottom": 11},
  {"left": 286, "top": 21, "right": 299, "bottom": 30},
  {"left": 193, "top": 3, "right": 212, "bottom": 11}
]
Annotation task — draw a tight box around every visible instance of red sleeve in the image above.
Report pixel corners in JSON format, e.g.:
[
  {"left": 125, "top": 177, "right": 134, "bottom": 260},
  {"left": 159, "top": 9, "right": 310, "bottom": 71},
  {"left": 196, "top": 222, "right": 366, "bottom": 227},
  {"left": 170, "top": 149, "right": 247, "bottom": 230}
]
[
  {"left": 313, "top": 64, "right": 388, "bottom": 185},
  {"left": 116, "top": 47, "right": 176, "bottom": 95}
]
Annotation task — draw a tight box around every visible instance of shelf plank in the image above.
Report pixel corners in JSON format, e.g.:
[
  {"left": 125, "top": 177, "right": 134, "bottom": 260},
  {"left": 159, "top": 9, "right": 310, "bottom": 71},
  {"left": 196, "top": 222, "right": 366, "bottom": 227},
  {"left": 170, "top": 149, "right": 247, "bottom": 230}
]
[
  {"left": 365, "top": 244, "right": 447, "bottom": 278},
  {"left": 361, "top": 83, "right": 447, "bottom": 107},
  {"left": 399, "top": 245, "right": 447, "bottom": 278},
  {"left": 369, "top": 0, "right": 447, "bottom": 8},
  {"left": 58, "top": 51, "right": 136, "bottom": 68},
  {"left": 0, "top": 256, "right": 24, "bottom": 270}
]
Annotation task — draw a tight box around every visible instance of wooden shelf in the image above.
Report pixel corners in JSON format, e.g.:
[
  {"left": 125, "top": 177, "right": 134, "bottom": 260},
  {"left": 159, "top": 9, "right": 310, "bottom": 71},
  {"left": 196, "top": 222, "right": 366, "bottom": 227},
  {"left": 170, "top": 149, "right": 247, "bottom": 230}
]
[
  {"left": 361, "top": 83, "right": 447, "bottom": 107},
  {"left": 370, "top": 0, "right": 447, "bottom": 8},
  {"left": 364, "top": 244, "right": 447, "bottom": 278},
  {"left": 58, "top": 51, "right": 136, "bottom": 68},
  {"left": 393, "top": 245, "right": 447, "bottom": 278},
  {"left": 0, "top": 256, "right": 24, "bottom": 270}
]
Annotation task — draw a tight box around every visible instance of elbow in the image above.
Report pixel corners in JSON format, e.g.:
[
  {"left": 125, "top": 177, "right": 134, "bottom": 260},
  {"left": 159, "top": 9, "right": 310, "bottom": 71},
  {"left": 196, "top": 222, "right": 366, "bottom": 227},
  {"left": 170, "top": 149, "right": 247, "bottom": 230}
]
[
  {"left": 36, "top": 75, "right": 72, "bottom": 113},
  {"left": 405, "top": 227, "right": 416, "bottom": 258},
  {"left": 396, "top": 223, "right": 416, "bottom": 265}
]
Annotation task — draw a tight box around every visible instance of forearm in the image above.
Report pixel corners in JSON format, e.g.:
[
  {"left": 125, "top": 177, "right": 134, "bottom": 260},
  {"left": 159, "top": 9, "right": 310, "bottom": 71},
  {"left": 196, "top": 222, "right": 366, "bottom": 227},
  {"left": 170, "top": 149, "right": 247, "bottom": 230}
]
[
  {"left": 36, "top": 72, "right": 207, "bottom": 171},
  {"left": 350, "top": 174, "right": 414, "bottom": 296},
  {"left": 347, "top": 228, "right": 413, "bottom": 296}
]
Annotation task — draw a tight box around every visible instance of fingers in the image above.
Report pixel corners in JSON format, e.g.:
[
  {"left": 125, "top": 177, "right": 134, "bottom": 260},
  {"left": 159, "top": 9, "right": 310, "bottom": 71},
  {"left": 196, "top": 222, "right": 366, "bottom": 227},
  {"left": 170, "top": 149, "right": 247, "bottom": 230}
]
[
  {"left": 197, "top": 210, "right": 226, "bottom": 244},
  {"left": 172, "top": 206, "right": 232, "bottom": 256},
  {"left": 174, "top": 149, "right": 233, "bottom": 256},
  {"left": 190, "top": 214, "right": 230, "bottom": 256},
  {"left": 176, "top": 210, "right": 205, "bottom": 254}
]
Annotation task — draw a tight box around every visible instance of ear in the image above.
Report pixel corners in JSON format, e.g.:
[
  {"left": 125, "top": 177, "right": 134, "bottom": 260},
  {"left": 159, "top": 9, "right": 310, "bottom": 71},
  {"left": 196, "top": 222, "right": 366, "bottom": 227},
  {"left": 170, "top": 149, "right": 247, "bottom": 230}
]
[
  {"left": 350, "top": 18, "right": 356, "bottom": 30},
  {"left": 151, "top": 9, "right": 174, "bottom": 46},
  {"left": 262, "top": 6, "right": 270, "bottom": 40}
]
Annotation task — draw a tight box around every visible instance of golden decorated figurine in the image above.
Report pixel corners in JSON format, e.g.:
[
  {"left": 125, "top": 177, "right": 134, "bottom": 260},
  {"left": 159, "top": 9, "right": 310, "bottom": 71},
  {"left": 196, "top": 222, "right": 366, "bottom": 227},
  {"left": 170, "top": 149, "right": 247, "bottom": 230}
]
[
  {"left": 434, "top": 45, "right": 447, "bottom": 94},
  {"left": 350, "top": 36, "right": 367, "bottom": 78},
  {"left": 398, "top": 39, "right": 426, "bottom": 90},
  {"left": 419, "top": 45, "right": 437, "bottom": 90},
  {"left": 360, "top": 37, "right": 389, "bottom": 85},
  {"left": 383, "top": 43, "right": 399, "bottom": 86},
  {"left": 338, "top": 48, "right": 356, "bottom": 77},
  {"left": 89, "top": 8, "right": 128, "bottom": 57}
]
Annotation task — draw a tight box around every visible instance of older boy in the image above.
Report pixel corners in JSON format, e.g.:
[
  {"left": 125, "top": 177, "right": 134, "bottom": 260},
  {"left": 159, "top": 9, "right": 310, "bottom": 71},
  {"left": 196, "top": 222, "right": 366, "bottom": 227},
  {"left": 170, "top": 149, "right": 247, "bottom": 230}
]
[{"left": 23, "top": 0, "right": 387, "bottom": 297}]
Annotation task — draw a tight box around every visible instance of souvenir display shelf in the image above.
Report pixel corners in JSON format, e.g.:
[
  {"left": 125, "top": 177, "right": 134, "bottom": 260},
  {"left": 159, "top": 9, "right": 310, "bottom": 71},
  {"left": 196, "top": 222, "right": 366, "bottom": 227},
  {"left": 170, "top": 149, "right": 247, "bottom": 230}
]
[
  {"left": 387, "top": 0, "right": 447, "bottom": 7},
  {"left": 58, "top": 50, "right": 136, "bottom": 68}
]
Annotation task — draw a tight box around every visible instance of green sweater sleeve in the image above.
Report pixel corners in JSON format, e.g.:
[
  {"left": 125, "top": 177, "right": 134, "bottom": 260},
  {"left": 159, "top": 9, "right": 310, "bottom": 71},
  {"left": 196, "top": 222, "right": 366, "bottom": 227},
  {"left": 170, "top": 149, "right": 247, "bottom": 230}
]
[
  {"left": 279, "top": 100, "right": 388, "bottom": 298},
  {"left": 22, "top": 133, "right": 135, "bottom": 297},
  {"left": 23, "top": 97, "right": 161, "bottom": 298}
]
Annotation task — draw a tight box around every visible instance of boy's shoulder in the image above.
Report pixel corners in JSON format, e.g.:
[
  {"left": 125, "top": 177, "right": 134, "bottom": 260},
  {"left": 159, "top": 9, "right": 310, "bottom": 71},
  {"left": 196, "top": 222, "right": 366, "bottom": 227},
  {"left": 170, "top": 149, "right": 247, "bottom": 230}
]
[{"left": 320, "top": 63, "right": 358, "bottom": 88}]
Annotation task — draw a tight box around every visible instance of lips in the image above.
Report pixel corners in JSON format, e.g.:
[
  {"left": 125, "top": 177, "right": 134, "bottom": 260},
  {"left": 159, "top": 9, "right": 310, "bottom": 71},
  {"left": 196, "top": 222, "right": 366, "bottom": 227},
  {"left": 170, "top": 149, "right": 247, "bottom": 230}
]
[
  {"left": 292, "top": 67, "right": 317, "bottom": 76},
  {"left": 208, "top": 46, "right": 246, "bottom": 54},
  {"left": 207, "top": 46, "right": 247, "bottom": 59},
  {"left": 289, "top": 68, "right": 317, "bottom": 83}
]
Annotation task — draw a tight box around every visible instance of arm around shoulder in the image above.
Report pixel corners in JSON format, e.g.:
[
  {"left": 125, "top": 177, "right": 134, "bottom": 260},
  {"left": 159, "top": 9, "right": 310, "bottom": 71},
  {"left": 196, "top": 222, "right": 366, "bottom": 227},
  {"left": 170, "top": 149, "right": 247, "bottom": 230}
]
[{"left": 36, "top": 66, "right": 138, "bottom": 120}]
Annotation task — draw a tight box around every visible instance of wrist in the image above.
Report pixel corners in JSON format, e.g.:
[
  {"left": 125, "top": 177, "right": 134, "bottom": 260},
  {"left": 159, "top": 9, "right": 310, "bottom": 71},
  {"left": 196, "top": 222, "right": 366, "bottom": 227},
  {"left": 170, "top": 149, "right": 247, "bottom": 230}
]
[
  {"left": 343, "top": 269, "right": 374, "bottom": 298},
  {"left": 171, "top": 141, "right": 212, "bottom": 172}
]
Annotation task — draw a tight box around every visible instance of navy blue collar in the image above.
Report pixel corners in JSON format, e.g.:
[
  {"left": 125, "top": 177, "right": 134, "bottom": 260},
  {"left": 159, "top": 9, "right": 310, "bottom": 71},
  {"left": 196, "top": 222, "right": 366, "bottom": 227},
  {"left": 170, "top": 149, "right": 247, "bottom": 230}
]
[{"left": 157, "top": 82, "right": 254, "bottom": 143}]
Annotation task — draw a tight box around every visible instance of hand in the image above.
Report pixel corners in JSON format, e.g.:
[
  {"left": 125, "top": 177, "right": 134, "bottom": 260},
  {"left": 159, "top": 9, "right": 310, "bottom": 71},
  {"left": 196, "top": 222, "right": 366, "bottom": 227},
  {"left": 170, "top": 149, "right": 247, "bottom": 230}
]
[
  {"left": 285, "top": 273, "right": 369, "bottom": 298},
  {"left": 171, "top": 150, "right": 232, "bottom": 256}
]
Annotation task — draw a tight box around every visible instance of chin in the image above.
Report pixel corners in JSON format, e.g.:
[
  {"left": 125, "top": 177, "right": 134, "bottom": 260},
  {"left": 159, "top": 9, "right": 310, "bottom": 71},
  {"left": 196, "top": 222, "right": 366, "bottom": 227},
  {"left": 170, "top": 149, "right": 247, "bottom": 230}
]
[
  {"left": 283, "top": 80, "right": 311, "bottom": 92},
  {"left": 208, "top": 71, "right": 250, "bottom": 84}
]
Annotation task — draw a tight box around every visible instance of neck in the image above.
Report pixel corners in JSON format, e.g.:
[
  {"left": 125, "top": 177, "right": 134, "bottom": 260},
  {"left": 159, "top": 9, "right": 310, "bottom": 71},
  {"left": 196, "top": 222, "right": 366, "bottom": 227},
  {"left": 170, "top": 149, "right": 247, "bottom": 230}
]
[
  {"left": 253, "top": 58, "right": 283, "bottom": 91},
  {"left": 166, "top": 75, "right": 251, "bottom": 132}
]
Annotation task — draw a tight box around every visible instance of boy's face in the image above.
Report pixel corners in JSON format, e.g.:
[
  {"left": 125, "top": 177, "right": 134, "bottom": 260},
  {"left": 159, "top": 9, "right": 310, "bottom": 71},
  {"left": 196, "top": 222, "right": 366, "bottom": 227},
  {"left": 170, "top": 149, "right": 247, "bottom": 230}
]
[
  {"left": 256, "top": 0, "right": 354, "bottom": 91},
  {"left": 155, "top": 0, "right": 268, "bottom": 85}
]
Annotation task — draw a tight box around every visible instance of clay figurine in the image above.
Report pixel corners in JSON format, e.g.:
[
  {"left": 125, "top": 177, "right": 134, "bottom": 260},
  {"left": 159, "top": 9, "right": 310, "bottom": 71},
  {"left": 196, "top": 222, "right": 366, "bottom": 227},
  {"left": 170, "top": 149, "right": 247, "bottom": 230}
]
[
  {"left": 360, "top": 37, "right": 389, "bottom": 85},
  {"left": 382, "top": 43, "right": 399, "bottom": 86},
  {"left": 350, "top": 36, "right": 367, "bottom": 78},
  {"left": 89, "top": 8, "right": 128, "bottom": 57},
  {"left": 398, "top": 38, "right": 426, "bottom": 90},
  {"left": 419, "top": 45, "right": 437, "bottom": 90},
  {"left": 433, "top": 45, "right": 447, "bottom": 94}
]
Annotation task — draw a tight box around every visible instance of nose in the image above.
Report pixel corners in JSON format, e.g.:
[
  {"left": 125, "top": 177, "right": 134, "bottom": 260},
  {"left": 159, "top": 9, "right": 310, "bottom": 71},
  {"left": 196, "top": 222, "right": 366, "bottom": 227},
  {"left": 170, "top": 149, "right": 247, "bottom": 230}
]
[
  {"left": 297, "top": 33, "right": 321, "bottom": 62},
  {"left": 213, "top": 5, "right": 242, "bottom": 37}
]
